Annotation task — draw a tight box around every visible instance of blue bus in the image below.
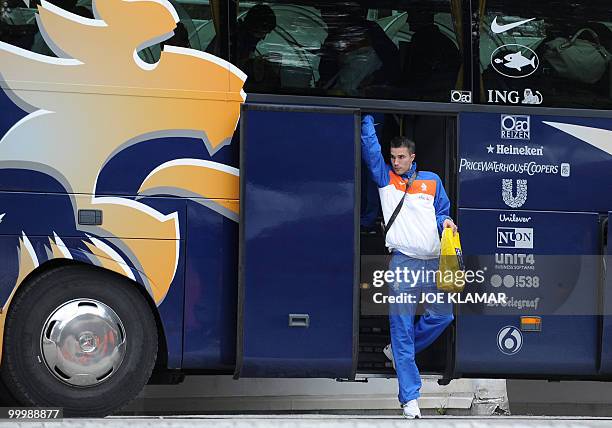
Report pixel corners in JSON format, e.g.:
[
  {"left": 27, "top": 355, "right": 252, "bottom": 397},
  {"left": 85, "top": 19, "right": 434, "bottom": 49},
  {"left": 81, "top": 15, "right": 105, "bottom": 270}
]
[{"left": 0, "top": 0, "right": 611, "bottom": 417}]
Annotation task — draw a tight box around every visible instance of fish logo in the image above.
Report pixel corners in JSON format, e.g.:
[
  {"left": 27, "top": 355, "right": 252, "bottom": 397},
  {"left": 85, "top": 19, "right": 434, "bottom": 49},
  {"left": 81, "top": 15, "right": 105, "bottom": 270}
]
[
  {"left": 491, "top": 44, "right": 539, "bottom": 78},
  {"left": 0, "top": 0, "right": 246, "bottom": 305}
]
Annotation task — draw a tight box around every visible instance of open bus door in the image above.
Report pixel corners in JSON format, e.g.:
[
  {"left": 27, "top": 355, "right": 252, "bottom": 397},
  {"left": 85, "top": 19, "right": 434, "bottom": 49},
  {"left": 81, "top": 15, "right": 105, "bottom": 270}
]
[
  {"left": 235, "top": 104, "right": 360, "bottom": 379},
  {"left": 600, "top": 214, "right": 612, "bottom": 374},
  {"left": 453, "top": 112, "right": 611, "bottom": 380}
]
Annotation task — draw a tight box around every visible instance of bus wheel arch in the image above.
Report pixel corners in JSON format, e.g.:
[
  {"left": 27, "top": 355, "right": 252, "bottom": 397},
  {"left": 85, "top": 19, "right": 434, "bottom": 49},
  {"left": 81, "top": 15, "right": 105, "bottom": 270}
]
[
  {"left": 0, "top": 262, "right": 164, "bottom": 416},
  {"left": 1, "top": 260, "right": 169, "bottom": 373}
]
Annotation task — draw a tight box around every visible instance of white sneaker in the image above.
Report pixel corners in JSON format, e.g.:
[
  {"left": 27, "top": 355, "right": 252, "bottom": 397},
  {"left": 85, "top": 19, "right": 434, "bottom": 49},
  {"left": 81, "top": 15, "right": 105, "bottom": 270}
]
[
  {"left": 383, "top": 343, "right": 396, "bottom": 369},
  {"left": 402, "top": 399, "right": 421, "bottom": 419}
]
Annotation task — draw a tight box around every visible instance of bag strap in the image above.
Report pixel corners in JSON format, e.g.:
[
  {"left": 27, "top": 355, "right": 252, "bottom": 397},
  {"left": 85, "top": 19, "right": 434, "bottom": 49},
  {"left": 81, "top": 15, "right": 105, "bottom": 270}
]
[
  {"left": 384, "top": 171, "right": 416, "bottom": 237},
  {"left": 561, "top": 28, "right": 602, "bottom": 49},
  {"left": 559, "top": 28, "right": 611, "bottom": 62},
  {"left": 571, "top": 28, "right": 601, "bottom": 46}
]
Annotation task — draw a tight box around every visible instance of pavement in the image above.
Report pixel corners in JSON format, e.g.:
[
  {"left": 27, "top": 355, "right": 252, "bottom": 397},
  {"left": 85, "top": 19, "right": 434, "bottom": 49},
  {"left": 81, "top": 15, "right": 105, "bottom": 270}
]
[{"left": 3, "top": 415, "right": 612, "bottom": 427}]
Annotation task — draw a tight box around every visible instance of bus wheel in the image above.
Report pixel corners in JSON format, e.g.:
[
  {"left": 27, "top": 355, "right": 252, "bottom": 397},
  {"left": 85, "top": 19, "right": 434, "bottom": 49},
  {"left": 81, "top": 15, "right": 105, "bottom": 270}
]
[{"left": 0, "top": 266, "right": 158, "bottom": 417}]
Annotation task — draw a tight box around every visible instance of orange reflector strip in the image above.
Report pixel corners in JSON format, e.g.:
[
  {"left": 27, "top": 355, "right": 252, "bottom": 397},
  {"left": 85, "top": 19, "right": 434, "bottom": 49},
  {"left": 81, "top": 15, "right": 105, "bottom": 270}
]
[{"left": 520, "top": 316, "right": 541, "bottom": 331}]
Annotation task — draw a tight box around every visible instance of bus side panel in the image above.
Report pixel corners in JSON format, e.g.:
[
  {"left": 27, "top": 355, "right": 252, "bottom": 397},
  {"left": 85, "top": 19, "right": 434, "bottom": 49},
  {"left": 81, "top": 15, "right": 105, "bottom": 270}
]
[
  {"left": 0, "top": 190, "right": 186, "bottom": 369},
  {"left": 599, "top": 213, "right": 612, "bottom": 375},
  {"left": 456, "top": 111, "right": 610, "bottom": 378},
  {"left": 458, "top": 113, "right": 612, "bottom": 212},
  {"left": 182, "top": 200, "right": 238, "bottom": 370},
  {"left": 456, "top": 208, "right": 599, "bottom": 376},
  {"left": 237, "top": 106, "right": 358, "bottom": 378}
]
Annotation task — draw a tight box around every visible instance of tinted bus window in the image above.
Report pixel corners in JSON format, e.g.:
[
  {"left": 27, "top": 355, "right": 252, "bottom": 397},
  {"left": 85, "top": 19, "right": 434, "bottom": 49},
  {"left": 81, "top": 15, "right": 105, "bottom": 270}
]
[
  {"left": 144, "top": 0, "right": 218, "bottom": 62},
  {"left": 479, "top": 0, "right": 612, "bottom": 109},
  {"left": 0, "top": 0, "right": 216, "bottom": 63},
  {"left": 232, "top": 1, "right": 465, "bottom": 101}
]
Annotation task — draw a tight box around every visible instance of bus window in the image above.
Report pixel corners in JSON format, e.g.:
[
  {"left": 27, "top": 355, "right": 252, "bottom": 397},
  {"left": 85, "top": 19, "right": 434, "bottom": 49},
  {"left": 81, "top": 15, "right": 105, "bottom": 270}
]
[
  {"left": 1, "top": 0, "right": 46, "bottom": 51},
  {"left": 138, "top": 0, "right": 220, "bottom": 63},
  {"left": 231, "top": 1, "right": 465, "bottom": 101},
  {"left": 0, "top": 0, "right": 218, "bottom": 63},
  {"left": 478, "top": 0, "right": 612, "bottom": 109},
  {"left": 0, "top": 1, "right": 97, "bottom": 55}
]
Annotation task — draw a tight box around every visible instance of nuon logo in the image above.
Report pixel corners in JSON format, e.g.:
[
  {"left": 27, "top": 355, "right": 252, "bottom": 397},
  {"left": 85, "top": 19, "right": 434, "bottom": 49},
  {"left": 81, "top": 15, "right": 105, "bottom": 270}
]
[{"left": 497, "top": 227, "right": 534, "bottom": 249}]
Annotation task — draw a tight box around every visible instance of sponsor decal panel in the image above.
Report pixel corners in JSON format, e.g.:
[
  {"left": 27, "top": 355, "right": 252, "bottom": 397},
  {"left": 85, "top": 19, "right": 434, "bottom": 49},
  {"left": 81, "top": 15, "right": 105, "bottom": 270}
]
[
  {"left": 494, "top": 253, "right": 536, "bottom": 271},
  {"left": 499, "top": 213, "right": 532, "bottom": 223},
  {"left": 450, "top": 90, "right": 472, "bottom": 103},
  {"left": 490, "top": 144, "right": 543, "bottom": 156},
  {"left": 490, "top": 273, "right": 539, "bottom": 287},
  {"left": 501, "top": 115, "right": 530, "bottom": 139},
  {"left": 497, "top": 227, "right": 534, "bottom": 249},
  {"left": 502, "top": 178, "right": 527, "bottom": 208},
  {"left": 490, "top": 16, "right": 536, "bottom": 34},
  {"left": 459, "top": 159, "right": 559, "bottom": 175},
  {"left": 491, "top": 44, "right": 539, "bottom": 79},
  {"left": 560, "top": 163, "right": 571, "bottom": 177},
  {"left": 488, "top": 89, "right": 543, "bottom": 105},
  {"left": 497, "top": 326, "right": 523, "bottom": 355},
  {"left": 522, "top": 89, "right": 543, "bottom": 105},
  {"left": 488, "top": 297, "right": 541, "bottom": 311}
]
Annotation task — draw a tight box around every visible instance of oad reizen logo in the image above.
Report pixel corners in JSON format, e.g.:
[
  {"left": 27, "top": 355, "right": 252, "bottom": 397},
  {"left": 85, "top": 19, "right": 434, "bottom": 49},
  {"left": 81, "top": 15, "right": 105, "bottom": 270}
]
[{"left": 501, "top": 115, "right": 530, "bottom": 140}]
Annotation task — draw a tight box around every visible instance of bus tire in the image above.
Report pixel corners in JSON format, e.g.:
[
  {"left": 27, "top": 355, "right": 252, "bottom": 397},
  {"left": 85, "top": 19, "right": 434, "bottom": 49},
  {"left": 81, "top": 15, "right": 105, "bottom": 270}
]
[
  {"left": 0, "top": 265, "right": 158, "bottom": 417},
  {"left": 0, "top": 377, "right": 18, "bottom": 406}
]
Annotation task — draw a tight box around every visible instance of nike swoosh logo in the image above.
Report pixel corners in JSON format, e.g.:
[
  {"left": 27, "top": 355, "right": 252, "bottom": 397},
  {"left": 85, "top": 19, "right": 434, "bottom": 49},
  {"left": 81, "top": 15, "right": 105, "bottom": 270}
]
[{"left": 491, "top": 17, "right": 535, "bottom": 34}]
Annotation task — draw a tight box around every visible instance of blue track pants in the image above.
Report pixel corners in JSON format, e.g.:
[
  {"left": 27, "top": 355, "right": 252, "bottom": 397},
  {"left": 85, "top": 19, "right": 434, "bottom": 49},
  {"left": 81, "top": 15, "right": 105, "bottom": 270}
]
[{"left": 388, "top": 251, "right": 454, "bottom": 404}]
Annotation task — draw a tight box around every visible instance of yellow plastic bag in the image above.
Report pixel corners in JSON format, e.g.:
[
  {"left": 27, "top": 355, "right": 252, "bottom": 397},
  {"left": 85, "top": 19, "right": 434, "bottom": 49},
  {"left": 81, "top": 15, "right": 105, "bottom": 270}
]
[{"left": 437, "top": 228, "right": 465, "bottom": 293}]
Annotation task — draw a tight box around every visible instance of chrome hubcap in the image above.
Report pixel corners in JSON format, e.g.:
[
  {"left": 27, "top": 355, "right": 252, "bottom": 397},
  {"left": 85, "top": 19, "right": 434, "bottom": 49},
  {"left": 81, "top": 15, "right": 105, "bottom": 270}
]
[{"left": 40, "top": 299, "right": 126, "bottom": 387}]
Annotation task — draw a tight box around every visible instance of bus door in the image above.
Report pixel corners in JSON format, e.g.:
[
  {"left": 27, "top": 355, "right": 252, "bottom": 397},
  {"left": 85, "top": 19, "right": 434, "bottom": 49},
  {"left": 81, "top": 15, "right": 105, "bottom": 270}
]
[
  {"left": 600, "top": 214, "right": 612, "bottom": 374},
  {"left": 235, "top": 104, "right": 360, "bottom": 378},
  {"left": 454, "top": 112, "right": 611, "bottom": 378}
]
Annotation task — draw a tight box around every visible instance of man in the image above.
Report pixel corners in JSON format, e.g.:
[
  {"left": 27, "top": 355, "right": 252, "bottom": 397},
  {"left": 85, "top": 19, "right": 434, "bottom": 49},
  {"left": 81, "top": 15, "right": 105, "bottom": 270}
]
[
  {"left": 206, "top": 4, "right": 276, "bottom": 73},
  {"left": 318, "top": 4, "right": 399, "bottom": 96},
  {"left": 361, "top": 114, "right": 456, "bottom": 418},
  {"left": 402, "top": 9, "right": 460, "bottom": 98}
]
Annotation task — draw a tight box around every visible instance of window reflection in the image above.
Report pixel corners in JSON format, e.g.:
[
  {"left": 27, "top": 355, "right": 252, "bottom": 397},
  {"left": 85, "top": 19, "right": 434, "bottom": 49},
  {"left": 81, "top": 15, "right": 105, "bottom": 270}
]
[
  {"left": 0, "top": 0, "right": 217, "bottom": 64},
  {"left": 317, "top": 4, "right": 399, "bottom": 96},
  {"left": 233, "top": 1, "right": 464, "bottom": 101},
  {"left": 479, "top": 0, "right": 612, "bottom": 109}
]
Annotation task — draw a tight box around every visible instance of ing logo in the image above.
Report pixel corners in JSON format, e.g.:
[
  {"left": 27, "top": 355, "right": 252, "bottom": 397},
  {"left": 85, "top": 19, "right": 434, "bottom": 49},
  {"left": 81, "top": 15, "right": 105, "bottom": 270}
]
[{"left": 0, "top": 0, "right": 247, "bottom": 304}]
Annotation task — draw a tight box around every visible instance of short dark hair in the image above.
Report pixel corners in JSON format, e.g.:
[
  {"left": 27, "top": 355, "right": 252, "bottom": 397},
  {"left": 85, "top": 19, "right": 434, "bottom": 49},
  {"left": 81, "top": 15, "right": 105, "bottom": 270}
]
[
  {"left": 244, "top": 4, "right": 277, "bottom": 34},
  {"left": 390, "top": 136, "right": 416, "bottom": 154}
]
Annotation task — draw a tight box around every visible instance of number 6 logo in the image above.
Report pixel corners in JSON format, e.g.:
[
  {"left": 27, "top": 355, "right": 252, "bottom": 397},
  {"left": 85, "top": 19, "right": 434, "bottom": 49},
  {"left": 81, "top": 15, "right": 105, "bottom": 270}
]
[{"left": 497, "top": 326, "right": 523, "bottom": 355}]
